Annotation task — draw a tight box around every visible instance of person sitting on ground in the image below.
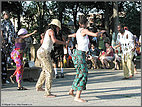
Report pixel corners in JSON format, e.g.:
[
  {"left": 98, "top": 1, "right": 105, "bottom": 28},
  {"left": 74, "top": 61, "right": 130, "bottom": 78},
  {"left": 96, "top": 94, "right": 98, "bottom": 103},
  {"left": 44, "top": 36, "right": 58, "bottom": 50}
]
[
  {"left": 88, "top": 44, "right": 100, "bottom": 69},
  {"left": 99, "top": 42, "right": 115, "bottom": 69}
]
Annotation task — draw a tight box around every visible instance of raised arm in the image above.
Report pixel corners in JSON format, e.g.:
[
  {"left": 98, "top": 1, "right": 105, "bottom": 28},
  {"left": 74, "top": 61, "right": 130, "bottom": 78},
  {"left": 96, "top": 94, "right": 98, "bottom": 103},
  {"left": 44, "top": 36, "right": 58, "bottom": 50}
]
[
  {"left": 81, "top": 29, "right": 98, "bottom": 37},
  {"left": 20, "top": 30, "right": 37, "bottom": 39},
  {"left": 68, "top": 33, "right": 76, "bottom": 38}
]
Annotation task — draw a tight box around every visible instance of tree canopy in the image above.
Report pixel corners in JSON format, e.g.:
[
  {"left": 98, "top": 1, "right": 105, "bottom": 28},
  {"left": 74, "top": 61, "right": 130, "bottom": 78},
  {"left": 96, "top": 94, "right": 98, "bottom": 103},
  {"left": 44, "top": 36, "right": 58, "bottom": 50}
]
[{"left": 2, "top": 1, "right": 141, "bottom": 42}]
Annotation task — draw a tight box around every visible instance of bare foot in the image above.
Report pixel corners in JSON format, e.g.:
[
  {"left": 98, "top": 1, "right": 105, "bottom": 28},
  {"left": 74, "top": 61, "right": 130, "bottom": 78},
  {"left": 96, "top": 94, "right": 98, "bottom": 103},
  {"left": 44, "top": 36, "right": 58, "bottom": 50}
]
[
  {"left": 44, "top": 94, "right": 56, "bottom": 98},
  {"left": 74, "top": 98, "right": 86, "bottom": 102},
  {"left": 69, "top": 89, "right": 75, "bottom": 97},
  {"left": 36, "top": 88, "right": 45, "bottom": 91},
  {"left": 10, "top": 75, "right": 15, "bottom": 84}
]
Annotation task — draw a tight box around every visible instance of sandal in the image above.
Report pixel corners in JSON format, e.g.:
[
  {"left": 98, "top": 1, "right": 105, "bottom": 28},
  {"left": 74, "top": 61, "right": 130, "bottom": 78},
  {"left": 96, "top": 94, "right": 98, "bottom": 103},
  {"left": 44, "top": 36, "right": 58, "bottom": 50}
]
[
  {"left": 17, "top": 87, "right": 21, "bottom": 90},
  {"left": 17, "top": 86, "right": 28, "bottom": 90}
]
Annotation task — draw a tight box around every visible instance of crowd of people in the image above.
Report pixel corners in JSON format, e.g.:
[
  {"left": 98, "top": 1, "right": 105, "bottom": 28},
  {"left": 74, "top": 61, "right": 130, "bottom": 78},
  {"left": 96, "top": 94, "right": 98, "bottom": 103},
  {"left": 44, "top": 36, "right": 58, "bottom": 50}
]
[{"left": 1, "top": 11, "right": 141, "bottom": 102}]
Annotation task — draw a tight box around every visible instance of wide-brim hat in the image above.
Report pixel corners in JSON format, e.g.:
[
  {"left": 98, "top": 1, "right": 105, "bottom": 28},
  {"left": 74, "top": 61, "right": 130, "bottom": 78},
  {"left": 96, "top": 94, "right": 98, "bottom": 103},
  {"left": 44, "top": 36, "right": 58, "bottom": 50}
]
[
  {"left": 18, "top": 28, "right": 28, "bottom": 36},
  {"left": 49, "top": 19, "right": 61, "bottom": 29}
]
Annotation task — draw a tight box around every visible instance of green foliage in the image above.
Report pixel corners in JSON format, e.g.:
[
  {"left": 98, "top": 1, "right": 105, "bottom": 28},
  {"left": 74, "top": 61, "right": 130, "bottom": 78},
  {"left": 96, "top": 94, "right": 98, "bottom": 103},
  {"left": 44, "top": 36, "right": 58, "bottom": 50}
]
[
  {"left": 2, "top": 1, "right": 141, "bottom": 41},
  {"left": 119, "top": 1, "right": 141, "bottom": 37}
]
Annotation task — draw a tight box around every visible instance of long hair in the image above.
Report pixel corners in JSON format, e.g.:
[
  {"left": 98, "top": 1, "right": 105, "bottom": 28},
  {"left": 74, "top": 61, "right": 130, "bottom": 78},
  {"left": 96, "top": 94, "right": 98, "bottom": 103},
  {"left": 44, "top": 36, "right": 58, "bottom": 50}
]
[
  {"left": 44, "top": 24, "right": 57, "bottom": 37},
  {"left": 79, "top": 15, "right": 88, "bottom": 28}
]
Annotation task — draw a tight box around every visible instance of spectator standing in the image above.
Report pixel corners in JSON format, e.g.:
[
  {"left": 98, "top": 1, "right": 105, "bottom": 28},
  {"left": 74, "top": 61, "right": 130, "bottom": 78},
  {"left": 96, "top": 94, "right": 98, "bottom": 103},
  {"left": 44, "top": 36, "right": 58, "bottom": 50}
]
[
  {"left": 51, "top": 31, "right": 64, "bottom": 79},
  {"left": 1, "top": 11, "right": 16, "bottom": 67},
  {"left": 1, "top": 11, "right": 16, "bottom": 84}
]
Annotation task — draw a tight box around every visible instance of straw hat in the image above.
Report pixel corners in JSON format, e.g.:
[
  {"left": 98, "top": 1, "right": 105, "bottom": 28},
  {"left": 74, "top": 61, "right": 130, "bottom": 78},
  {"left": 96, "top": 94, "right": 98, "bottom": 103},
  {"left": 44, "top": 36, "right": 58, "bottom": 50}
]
[
  {"left": 49, "top": 19, "right": 61, "bottom": 29},
  {"left": 18, "top": 28, "right": 28, "bottom": 36}
]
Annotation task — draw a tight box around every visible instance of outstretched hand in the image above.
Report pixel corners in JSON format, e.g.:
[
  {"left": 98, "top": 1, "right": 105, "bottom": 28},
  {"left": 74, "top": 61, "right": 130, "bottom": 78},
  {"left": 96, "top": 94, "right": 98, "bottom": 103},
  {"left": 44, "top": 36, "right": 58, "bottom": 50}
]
[{"left": 33, "top": 30, "right": 37, "bottom": 34}]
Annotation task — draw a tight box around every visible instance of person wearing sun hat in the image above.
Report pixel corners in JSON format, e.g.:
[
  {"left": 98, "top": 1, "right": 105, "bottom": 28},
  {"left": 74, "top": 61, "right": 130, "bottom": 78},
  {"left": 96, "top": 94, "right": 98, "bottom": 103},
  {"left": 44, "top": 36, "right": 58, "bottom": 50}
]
[
  {"left": 10, "top": 28, "right": 37, "bottom": 90},
  {"left": 35, "top": 19, "right": 68, "bottom": 97}
]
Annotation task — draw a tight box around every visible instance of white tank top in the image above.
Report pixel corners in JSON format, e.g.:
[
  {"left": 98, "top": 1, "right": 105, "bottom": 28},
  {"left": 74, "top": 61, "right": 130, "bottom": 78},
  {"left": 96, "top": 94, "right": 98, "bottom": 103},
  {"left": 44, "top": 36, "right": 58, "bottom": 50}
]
[
  {"left": 41, "top": 29, "right": 54, "bottom": 52},
  {"left": 76, "top": 28, "right": 90, "bottom": 52}
]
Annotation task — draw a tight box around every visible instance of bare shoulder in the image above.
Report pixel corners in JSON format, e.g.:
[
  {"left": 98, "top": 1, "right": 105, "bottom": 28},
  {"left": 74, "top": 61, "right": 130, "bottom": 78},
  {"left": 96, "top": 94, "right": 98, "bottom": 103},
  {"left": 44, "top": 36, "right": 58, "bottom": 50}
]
[
  {"left": 48, "top": 29, "right": 54, "bottom": 37},
  {"left": 81, "top": 29, "right": 89, "bottom": 36},
  {"left": 82, "top": 29, "right": 89, "bottom": 33}
]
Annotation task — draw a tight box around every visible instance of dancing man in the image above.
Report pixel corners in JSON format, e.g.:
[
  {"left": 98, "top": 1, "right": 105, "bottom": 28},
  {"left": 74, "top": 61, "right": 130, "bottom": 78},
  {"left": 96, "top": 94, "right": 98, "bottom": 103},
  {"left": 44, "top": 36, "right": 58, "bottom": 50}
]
[{"left": 114, "top": 24, "right": 135, "bottom": 79}]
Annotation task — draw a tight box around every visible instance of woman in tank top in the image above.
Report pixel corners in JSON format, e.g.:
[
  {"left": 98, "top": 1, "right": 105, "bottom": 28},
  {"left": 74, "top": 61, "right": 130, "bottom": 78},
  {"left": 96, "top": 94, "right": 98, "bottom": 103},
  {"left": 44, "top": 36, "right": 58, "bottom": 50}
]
[
  {"left": 35, "top": 19, "right": 68, "bottom": 98},
  {"left": 68, "top": 15, "right": 105, "bottom": 102},
  {"left": 10, "top": 28, "right": 37, "bottom": 90}
]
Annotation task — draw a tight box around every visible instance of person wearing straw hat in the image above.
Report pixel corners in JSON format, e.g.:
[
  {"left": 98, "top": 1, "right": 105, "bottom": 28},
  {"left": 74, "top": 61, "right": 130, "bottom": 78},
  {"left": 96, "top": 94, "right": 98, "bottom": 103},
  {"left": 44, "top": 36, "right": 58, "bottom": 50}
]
[
  {"left": 10, "top": 28, "right": 37, "bottom": 90},
  {"left": 35, "top": 19, "right": 68, "bottom": 97}
]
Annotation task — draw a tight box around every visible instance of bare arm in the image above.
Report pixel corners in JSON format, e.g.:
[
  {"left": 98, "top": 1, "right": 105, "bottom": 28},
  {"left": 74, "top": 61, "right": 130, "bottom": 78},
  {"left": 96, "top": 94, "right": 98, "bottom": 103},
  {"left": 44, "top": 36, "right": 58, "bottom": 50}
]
[
  {"left": 113, "top": 43, "right": 121, "bottom": 49},
  {"left": 68, "top": 33, "right": 76, "bottom": 38},
  {"left": 49, "top": 30, "right": 66, "bottom": 45},
  {"left": 20, "top": 30, "right": 37, "bottom": 39},
  {"left": 105, "top": 47, "right": 113, "bottom": 56},
  {"left": 81, "top": 29, "right": 98, "bottom": 37}
]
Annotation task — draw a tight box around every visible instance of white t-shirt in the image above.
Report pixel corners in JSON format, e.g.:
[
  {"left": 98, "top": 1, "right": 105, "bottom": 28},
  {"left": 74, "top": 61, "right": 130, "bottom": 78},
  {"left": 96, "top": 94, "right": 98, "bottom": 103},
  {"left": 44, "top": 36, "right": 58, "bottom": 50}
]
[
  {"left": 117, "top": 30, "right": 134, "bottom": 55},
  {"left": 76, "top": 28, "right": 90, "bottom": 52}
]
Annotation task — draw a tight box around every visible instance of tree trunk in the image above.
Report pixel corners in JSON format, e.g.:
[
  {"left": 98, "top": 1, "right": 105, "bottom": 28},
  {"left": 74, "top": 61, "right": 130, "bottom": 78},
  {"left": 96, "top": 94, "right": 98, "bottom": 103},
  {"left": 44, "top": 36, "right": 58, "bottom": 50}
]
[
  {"left": 72, "top": 3, "right": 79, "bottom": 31},
  {"left": 58, "top": 3, "right": 63, "bottom": 24},
  {"left": 104, "top": 2, "right": 110, "bottom": 34},
  {"left": 112, "top": 1, "right": 119, "bottom": 34}
]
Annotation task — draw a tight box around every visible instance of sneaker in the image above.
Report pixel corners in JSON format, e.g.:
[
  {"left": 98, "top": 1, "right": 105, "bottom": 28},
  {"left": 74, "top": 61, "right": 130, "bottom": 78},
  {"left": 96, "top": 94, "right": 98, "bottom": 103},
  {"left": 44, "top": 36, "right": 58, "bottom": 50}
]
[
  {"left": 55, "top": 74, "right": 59, "bottom": 79},
  {"left": 61, "top": 73, "right": 64, "bottom": 78}
]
